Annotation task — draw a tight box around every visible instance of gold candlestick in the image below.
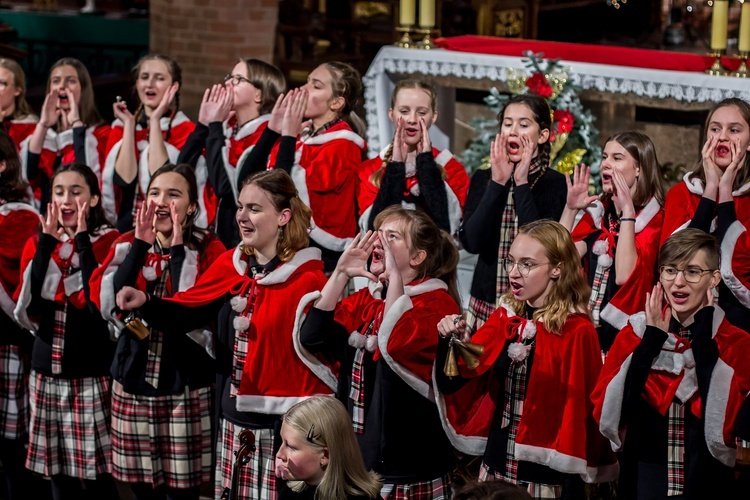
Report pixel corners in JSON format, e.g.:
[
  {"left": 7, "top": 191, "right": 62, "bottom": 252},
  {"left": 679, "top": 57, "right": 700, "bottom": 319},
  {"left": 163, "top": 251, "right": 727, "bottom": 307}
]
[
  {"left": 733, "top": 51, "right": 749, "bottom": 78},
  {"left": 395, "top": 26, "right": 415, "bottom": 48},
  {"left": 706, "top": 50, "right": 727, "bottom": 76},
  {"left": 417, "top": 28, "right": 437, "bottom": 50}
]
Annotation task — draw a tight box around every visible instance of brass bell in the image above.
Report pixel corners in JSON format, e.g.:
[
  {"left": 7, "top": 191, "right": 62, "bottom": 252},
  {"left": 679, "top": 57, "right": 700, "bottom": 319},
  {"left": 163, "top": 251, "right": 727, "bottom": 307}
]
[
  {"left": 124, "top": 313, "right": 151, "bottom": 340},
  {"left": 443, "top": 336, "right": 484, "bottom": 377}
]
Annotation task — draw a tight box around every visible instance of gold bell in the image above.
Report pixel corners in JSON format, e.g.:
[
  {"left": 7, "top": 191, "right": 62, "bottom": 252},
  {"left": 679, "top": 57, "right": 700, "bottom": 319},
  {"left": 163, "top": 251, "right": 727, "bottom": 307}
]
[
  {"left": 124, "top": 314, "right": 151, "bottom": 340},
  {"left": 443, "top": 336, "right": 484, "bottom": 377},
  {"left": 444, "top": 339, "right": 459, "bottom": 377}
]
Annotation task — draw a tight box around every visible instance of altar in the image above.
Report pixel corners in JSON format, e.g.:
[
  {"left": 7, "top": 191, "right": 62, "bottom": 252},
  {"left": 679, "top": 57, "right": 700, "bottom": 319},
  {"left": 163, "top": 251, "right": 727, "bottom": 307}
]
[{"left": 362, "top": 36, "right": 750, "bottom": 162}]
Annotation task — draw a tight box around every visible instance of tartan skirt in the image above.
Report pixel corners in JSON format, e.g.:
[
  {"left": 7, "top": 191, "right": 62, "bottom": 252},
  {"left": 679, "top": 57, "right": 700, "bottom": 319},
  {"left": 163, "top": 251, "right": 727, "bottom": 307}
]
[
  {"left": 465, "top": 296, "right": 496, "bottom": 336},
  {"left": 110, "top": 381, "right": 212, "bottom": 488},
  {"left": 0, "top": 344, "right": 30, "bottom": 440},
  {"left": 479, "top": 462, "right": 562, "bottom": 499},
  {"left": 26, "top": 370, "right": 112, "bottom": 479},
  {"left": 215, "top": 418, "right": 277, "bottom": 500},
  {"left": 380, "top": 474, "right": 452, "bottom": 499}
]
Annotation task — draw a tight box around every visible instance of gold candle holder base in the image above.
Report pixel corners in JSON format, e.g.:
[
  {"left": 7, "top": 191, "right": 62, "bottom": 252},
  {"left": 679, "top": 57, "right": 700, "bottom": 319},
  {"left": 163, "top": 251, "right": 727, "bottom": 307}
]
[
  {"left": 732, "top": 52, "right": 749, "bottom": 78},
  {"left": 394, "top": 26, "right": 415, "bottom": 48},
  {"left": 417, "top": 28, "right": 438, "bottom": 50},
  {"left": 706, "top": 50, "right": 727, "bottom": 76}
]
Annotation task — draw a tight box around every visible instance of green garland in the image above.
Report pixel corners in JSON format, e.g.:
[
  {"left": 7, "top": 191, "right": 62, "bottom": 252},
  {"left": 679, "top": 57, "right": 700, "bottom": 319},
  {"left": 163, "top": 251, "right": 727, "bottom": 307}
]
[{"left": 460, "top": 52, "right": 602, "bottom": 192}]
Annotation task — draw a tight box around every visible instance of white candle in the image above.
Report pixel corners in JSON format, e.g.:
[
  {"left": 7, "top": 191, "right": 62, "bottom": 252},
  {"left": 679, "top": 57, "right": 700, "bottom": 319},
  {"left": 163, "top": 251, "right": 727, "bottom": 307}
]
[
  {"left": 711, "top": 0, "right": 729, "bottom": 51},
  {"left": 399, "top": 0, "right": 415, "bottom": 26},
  {"left": 740, "top": 1, "right": 750, "bottom": 53},
  {"left": 419, "top": 0, "right": 435, "bottom": 28}
]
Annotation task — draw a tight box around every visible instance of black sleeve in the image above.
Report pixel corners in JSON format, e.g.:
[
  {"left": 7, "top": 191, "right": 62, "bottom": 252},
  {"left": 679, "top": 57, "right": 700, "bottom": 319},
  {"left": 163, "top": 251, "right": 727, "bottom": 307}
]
[
  {"left": 621, "top": 326, "right": 668, "bottom": 425},
  {"left": 687, "top": 197, "right": 716, "bottom": 234},
  {"left": 112, "top": 238, "right": 151, "bottom": 291},
  {"left": 513, "top": 183, "right": 541, "bottom": 226},
  {"left": 690, "top": 307, "right": 720, "bottom": 407},
  {"left": 27, "top": 234, "right": 57, "bottom": 314},
  {"left": 169, "top": 244, "right": 186, "bottom": 292},
  {"left": 73, "top": 126, "right": 87, "bottom": 165},
  {"left": 74, "top": 232, "right": 101, "bottom": 311},
  {"left": 236, "top": 127, "right": 280, "bottom": 191},
  {"left": 736, "top": 395, "right": 750, "bottom": 441},
  {"left": 299, "top": 307, "right": 349, "bottom": 360},
  {"left": 416, "top": 152, "right": 450, "bottom": 232},
  {"left": 716, "top": 201, "right": 737, "bottom": 243},
  {"left": 459, "top": 176, "right": 510, "bottom": 254},
  {"left": 205, "top": 122, "right": 233, "bottom": 199},
  {"left": 273, "top": 136, "right": 297, "bottom": 174},
  {"left": 139, "top": 295, "right": 221, "bottom": 335},
  {"left": 177, "top": 123, "right": 209, "bottom": 168},
  {"left": 26, "top": 151, "right": 41, "bottom": 182},
  {"left": 368, "top": 161, "right": 406, "bottom": 230},
  {"left": 433, "top": 335, "right": 472, "bottom": 393},
  {"left": 113, "top": 171, "right": 138, "bottom": 233}
]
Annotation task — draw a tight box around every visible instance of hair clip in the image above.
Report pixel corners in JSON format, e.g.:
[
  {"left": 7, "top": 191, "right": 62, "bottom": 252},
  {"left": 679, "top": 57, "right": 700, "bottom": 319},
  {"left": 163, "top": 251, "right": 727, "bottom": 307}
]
[{"left": 306, "top": 424, "right": 321, "bottom": 444}]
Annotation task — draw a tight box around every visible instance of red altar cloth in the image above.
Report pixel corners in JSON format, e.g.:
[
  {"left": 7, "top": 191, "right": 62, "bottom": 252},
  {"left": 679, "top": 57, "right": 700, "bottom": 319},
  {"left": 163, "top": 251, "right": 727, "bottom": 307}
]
[{"left": 435, "top": 35, "right": 742, "bottom": 73}]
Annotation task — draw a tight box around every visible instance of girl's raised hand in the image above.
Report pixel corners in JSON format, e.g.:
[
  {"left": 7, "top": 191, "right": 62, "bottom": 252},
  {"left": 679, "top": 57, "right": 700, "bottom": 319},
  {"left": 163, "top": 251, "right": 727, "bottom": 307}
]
[
  {"left": 134, "top": 201, "right": 157, "bottom": 245},
  {"left": 611, "top": 167, "right": 636, "bottom": 218},
  {"left": 75, "top": 199, "right": 88, "bottom": 235},
  {"left": 437, "top": 314, "right": 467, "bottom": 339},
  {"left": 391, "top": 118, "right": 408, "bottom": 163},
  {"left": 282, "top": 88, "right": 310, "bottom": 137},
  {"left": 565, "top": 164, "right": 598, "bottom": 210},
  {"left": 418, "top": 117, "right": 432, "bottom": 154},
  {"left": 334, "top": 231, "right": 379, "bottom": 281},
  {"left": 378, "top": 230, "right": 400, "bottom": 285},
  {"left": 64, "top": 88, "right": 81, "bottom": 131},
  {"left": 489, "top": 133, "right": 513, "bottom": 185},
  {"left": 513, "top": 135, "right": 534, "bottom": 184},
  {"left": 40, "top": 89, "right": 61, "bottom": 128},
  {"left": 40, "top": 202, "right": 64, "bottom": 239},
  {"left": 170, "top": 200, "right": 184, "bottom": 247},
  {"left": 198, "top": 84, "right": 226, "bottom": 125},
  {"left": 719, "top": 138, "right": 746, "bottom": 201},
  {"left": 701, "top": 135, "right": 722, "bottom": 191},
  {"left": 113, "top": 100, "right": 134, "bottom": 124},
  {"left": 151, "top": 84, "right": 178, "bottom": 122},
  {"left": 645, "top": 283, "right": 671, "bottom": 332},
  {"left": 116, "top": 286, "right": 148, "bottom": 311},
  {"left": 268, "top": 91, "right": 293, "bottom": 133}
]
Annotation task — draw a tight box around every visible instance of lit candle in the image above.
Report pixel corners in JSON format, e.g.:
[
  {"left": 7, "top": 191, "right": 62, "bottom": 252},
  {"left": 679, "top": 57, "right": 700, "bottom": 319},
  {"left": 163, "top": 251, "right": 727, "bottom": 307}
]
[
  {"left": 319, "top": 0, "right": 326, "bottom": 14},
  {"left": 711, "top": 0, "right": 729, "bottom": 51},
  {"left": 419, "top": 0, "right": 435, "bottom": 28},
  {"left": 399, "top": 0, "right": 415, "bottom": 26},
  {"left": 740, "top": 0, "right": 750, "bottom": 53}
]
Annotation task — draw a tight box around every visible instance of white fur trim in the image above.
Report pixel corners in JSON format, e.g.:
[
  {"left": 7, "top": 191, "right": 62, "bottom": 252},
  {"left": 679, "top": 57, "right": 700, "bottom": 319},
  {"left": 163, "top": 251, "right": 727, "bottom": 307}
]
[
  {"left": 633, "top": 197, "right": 660, "bottom": 234},
  {"left": 291, "top": 291, "right": 338, "bottom": 390},
  {"left": 585, "top": 200, "right": 606, "bottom": 230},
  {"left": 13, "top": 262, "right": 38, "bottom": 332},
  {"left": 704, "top": 358, "right": 737, "bottom": 466},
  {"left": 0, "top": 282, "right": 16, "bottom": 322},
  {"left": 178, "top": 248, "right": 200, "bottom": 291},
  {"left": 99, "top": 241, "right": 132, "bottom": 334},
  {"left": 734, "top": 179, "right": 750, "bottom": 196},
  {"left": 186, "top": 329, "right": 215, "bottom": 359},
  {"left": 434, "top": 149, "right": 453, "bottom": 166},
  {"left": 598, "top": 352, "right": 632, "bottom": 451},
  {"left": 221, "top": 143, "right": 240, "bottom": 203},
  {"left": 445, "top": 180, "right": 462, "bottom": 238},
  {"left": 142, "top": 265, "right": 157, "bottom": 282},
  {"left": 63, "top": 272, "right": 83, "bottom": 296},
  {"left": 514, "top": 443, "right": 620, "bottom": 483},
  {"left": 376, "top": 294, "right": 434, "bottom": 400},
  {"left": 404, "top": 278, "right": 447, "bottom": 296},
  {"left": 683, "top": 172, "right": 704, "bottom": 196},
  {"left": 301, "top": 129, "right": 365, "bottom": 149},
  {"left": 628, "top": 312, "right": 647, "bottom": 337},
  {"left": 358, "top": 205, "right": 373, "bottom": 234},
  {"left": 0, "top": 202, "right": 38, "bottom": 217},
  {"left": 259, "top": 247, "right": 322, "bottom": 284},
  {"left": 101, "top": 137, "right": 122, "bottom": 221},
  {"left": 720, "top": 221, "right": 750, "bottom": 308},
  {"left": 233, "top": 114, "right": 270, "bottom": 141},
  {"left": 432, "top": 364, "right": 489, "bottom": 455},
  {"left": 193, "top": 156, "right": 210, "bottom": 228},
  {"left": 600, "top": 303, "right": 631, "bottom": 331},
  {"left": 235, "top": 394, "right": 332, "bottom": 414}
]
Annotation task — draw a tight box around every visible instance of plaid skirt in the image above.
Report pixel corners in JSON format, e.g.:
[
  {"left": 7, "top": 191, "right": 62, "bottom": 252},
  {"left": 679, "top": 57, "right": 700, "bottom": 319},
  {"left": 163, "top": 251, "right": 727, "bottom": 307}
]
[
  {"left": 26, "top": 370, "right": 112, "bottom": 479},
  {"left": 110, "top": 381, "right": 212, "bottom": 488},
  {"left": 0, "top": 344, "right": 30, "bottom": 440},
  {"left": 479, "top": 462, "right": 562, "bottom": 499},
  {"left": 216, "top": 418, "right": 277, "bottom": 500},
  {"left": 380, "top": 474, "right": 452, "bottom": 499},
  {"left": 465, "top": 296, "right": 496, "bottom": 337}
]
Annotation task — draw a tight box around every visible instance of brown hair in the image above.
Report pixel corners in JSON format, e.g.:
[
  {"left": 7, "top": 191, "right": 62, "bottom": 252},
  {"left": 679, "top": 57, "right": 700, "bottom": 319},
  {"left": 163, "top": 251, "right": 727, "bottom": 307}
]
[
  {"left": 502, "top": 220, "right": 591, "bottom": 334},
  {"left": 690, "top": 98, "right": 750, "bottom": 194},
  {"left": 241, "top": 169, "right": 311, "bottom": 262},
  {"left": 498, "top": 94, "right": 552, "bottom": 173},
  {"left": 371, "top": 79, "right": 444, "bottom": 188},
  {"left": 47, "top": 58, "right": 103, "bottom": 128},
  {"left": 50, "top": 163, "right": 112, "bottom": 233},
  {"left": 0, "top": 129, "right": 28, "bottom": 201},
  {"left": 453, "top": 480, "right": 533, "bottom": 500},
  {"left": 133, "top": 54, "right": 183, "bottom": 141},
  {"left": 373, "top": 206, "right": 461, "bottom": 307},
  {"left": 321, "top": 62, "right": 366, "bottom": 137},
  {"left": 0, "top": 58, "right": 35, "bottom": 120},
  {"left": 241, "top": 59, "right": 286, "bottom": 115},
  {"left": 659, "top": 228, "right": 719, "bottom": 270},
  {"left": 603, "top": 131, "right": 666, "bottom": 208}
]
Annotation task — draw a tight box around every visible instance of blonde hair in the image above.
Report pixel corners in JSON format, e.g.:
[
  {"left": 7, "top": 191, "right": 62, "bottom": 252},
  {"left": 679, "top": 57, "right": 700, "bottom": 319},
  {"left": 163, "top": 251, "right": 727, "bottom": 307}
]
[
  {"left": 371, "top": 79, "right": 444, "bottom": 188},
  {"left": 132, "top": 54, "right": 183, "bottom": 141},
  {"left": 502, "top": 220, "right": 591, "bottom": 334},
  {"left": 284, "top": 397, "right": 381, "bottom": 499},
  {"left": 240, "top": 169, "right": 311, "bottom": 262},
  {"left": 241, "top": 59, "right": 286, "bottom": 115},
  {"left": 0, "top": 58, "right": 35, "bottom": 120},
  {"left": 373, "top": 206, "right": 461, "bottom": 307}
]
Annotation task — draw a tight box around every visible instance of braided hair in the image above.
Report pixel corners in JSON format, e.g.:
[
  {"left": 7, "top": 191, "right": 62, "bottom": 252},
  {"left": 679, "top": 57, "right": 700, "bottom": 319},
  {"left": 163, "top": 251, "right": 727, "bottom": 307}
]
[{"left": 321, "top": 62, "right": 365, "bottom": 137}]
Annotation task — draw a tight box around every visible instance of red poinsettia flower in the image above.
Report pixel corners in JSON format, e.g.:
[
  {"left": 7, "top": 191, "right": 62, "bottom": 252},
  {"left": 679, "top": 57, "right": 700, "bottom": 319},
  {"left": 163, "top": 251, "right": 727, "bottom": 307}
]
[
  {"left": 525, "top": 72, "right": 553, "bottom": 98},
  {"left": 553, "top": 109, "right": 574, "bottom": 133}
]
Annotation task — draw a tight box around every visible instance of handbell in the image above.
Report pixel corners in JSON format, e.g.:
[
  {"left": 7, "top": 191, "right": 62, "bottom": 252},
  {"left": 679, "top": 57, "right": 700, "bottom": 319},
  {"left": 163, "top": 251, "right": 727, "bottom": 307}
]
[
  {"left": 444, "top": 338, "right": 459, "bottom": 378},
  {"left": 454, "top": 338, "right": 484, "bottom": 370},
  {"left": 124, "top": 313, "right": 151, "bottom": 340}
]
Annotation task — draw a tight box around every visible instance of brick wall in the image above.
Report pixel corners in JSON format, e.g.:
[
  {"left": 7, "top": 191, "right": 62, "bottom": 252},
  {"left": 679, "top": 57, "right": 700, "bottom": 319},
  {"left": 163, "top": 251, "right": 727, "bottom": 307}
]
[{"left": 150, "top": 0, "right": 279, "bottom": 118}]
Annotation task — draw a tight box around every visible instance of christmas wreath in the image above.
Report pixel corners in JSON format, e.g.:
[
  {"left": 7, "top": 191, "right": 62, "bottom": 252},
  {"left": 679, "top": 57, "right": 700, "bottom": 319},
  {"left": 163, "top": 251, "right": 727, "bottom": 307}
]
[{"left": 460, "top": 52, "right": 602, "bottom": 190}]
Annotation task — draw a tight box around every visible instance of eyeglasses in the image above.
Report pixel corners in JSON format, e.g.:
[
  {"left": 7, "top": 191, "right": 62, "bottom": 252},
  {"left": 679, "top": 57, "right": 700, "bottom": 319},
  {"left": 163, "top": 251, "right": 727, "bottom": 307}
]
[
  {"left": 659, "top": 265, "right": 715, "bottom": 284},
  {"left": 224, "top": 74, "right": 253, "bottom": 86},
  {"left": 502, "top": 258, "right": 551, "bottom": 277}
]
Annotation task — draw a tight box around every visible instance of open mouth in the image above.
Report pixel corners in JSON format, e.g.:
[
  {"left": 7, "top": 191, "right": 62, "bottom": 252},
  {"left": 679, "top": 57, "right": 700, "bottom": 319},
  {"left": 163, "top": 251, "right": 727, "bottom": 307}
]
[
  {"left": 404, "top": 126, "right": 419, "bottom": 138},
  {"left": 60, "top": 208, "right": 76, "bottom": 220},
  {"left": 510, "top": 280, "right": 523, "bottom": 295},
  {"left": 601, "top": 173, "right": 612, "bottom": 183},
  {"left": 715, "top": 144, "right": 730, "bottom": 157},
  {"left": 144, "top": 90, "right": 158, "bottom": 100},
  {"left": 670, "top": 291, "right": 690, "bottom": 305},
  {"left": 372, "top": 247, "right": 383, "bottom": 264},
  {"left": 507, "top": 140, "right": 520, "bottom": 155},
  {"left": 239, "top": 224, "right": 254, "bottom": 236},
  {"left": 155, "top": 209, "right": 170, "bottom": 220}
]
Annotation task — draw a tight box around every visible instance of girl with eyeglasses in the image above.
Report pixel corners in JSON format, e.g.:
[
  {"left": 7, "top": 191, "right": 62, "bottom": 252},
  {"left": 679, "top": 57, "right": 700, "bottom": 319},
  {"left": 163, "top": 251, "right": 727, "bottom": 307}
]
[
  {"left": 560, "top": 131, "right": 665, "bottom": 352},
  {"left": 665, "top": 98, "right": 750, "bottom": 332},
  {"left": 177, "top": 59, "right": 286, "bottom": 248},
  {"left": 593, "top": 228, "right": 750, "bottom": 498},
  {"left": 460, "top": 94, "right": 565, "bottom": 338},
  {"left": 436, "top": 220, "right": 617, "bottom": 499},
  {"left": 103, "top": 54, "right": 200, "bottom": 232}
]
